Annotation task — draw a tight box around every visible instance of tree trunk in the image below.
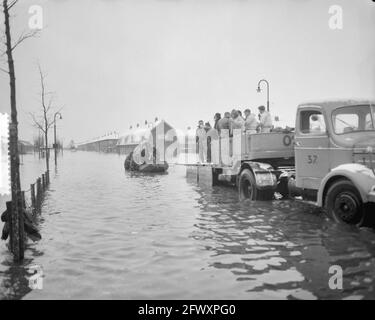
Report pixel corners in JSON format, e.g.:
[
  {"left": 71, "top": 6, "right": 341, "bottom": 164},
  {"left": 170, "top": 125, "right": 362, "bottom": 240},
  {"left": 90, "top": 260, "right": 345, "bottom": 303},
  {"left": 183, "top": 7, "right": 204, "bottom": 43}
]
[
  {"left": 3, "top": 0, "right": 24, "bottom": 261},
  {"left": 44, "top": 126, "right": 49, "bottom": 171}
]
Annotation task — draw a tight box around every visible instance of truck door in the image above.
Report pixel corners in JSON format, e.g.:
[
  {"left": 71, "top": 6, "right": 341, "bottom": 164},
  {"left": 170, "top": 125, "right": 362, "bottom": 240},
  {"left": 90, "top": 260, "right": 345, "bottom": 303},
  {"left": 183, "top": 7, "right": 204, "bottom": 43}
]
[{"left": 295, "top": 108, "right": 330, "bottom": 190}]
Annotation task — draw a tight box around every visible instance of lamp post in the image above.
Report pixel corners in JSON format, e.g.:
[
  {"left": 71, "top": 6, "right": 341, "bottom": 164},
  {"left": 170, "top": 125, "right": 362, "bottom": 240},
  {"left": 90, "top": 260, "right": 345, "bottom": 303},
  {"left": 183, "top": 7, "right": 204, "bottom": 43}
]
[
  {"left": 257, "top": 79, "right": 270, "bottom": 112},
  {"left": 53, "top": 112, "right": 62, "bottom": 165}
]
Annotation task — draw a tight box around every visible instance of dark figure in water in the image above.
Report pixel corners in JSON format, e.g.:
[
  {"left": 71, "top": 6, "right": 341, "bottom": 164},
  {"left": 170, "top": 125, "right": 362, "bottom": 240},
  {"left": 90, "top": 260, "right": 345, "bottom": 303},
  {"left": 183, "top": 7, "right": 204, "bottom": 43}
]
[
  {"left": 124, "top": 151, "right": 132, "bottom": 170},
  {"left": 1, "top": 201, "right": 41, "bottom": 242},
  {"left": 0, "top": 202, "right": 10, "bottom": 241},
  {"left": 124, "top": 151, "right": 140, "bottom": 171}
]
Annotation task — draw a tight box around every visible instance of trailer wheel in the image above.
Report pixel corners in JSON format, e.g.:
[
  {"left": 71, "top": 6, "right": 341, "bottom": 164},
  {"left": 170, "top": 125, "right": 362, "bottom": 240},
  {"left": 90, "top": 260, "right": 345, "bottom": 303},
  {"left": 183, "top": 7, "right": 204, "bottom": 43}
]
[
  {"left": 239, "top": 169, "right": 257, "bottom": 200},
  {"left": 325, "top": 179, "right": 363, "bottom": 225}
]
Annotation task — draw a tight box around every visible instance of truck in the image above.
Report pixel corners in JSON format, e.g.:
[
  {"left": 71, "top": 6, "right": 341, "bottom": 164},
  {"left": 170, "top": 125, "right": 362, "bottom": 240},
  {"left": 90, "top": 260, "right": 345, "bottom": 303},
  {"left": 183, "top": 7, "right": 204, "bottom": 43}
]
[{"left": 187, "top": 100, "right": 375, "bottom": 227}]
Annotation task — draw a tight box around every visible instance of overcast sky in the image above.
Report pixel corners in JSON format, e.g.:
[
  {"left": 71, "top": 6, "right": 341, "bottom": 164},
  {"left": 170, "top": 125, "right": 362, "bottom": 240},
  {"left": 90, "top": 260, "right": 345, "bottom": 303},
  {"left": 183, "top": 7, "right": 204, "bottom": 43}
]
[{"left": 0, "top": 0, "right": 374, "bottom": 144}]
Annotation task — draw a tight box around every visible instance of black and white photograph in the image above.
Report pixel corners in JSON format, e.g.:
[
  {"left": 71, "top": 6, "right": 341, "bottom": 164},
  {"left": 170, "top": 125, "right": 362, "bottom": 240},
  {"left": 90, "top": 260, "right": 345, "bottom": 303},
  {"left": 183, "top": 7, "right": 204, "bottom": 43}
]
[{"left": 0, "top": 0, "right": 375, "bottom": 303}]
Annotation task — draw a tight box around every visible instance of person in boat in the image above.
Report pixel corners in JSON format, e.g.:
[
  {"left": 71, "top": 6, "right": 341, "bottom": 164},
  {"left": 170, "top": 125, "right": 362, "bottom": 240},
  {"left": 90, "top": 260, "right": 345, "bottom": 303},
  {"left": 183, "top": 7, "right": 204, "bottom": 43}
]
[
  {"left": 124, "top": 151, "right": 140, "bottom": 171},
  {"left": 125, "top": 140, "right": 168, "bottom": 171},
  {"left": 134, "top": 140, "right": 154, "bottom": 165},
  {"left": 152, "top": 146, "right": 163, "bottom": 164},
  {"left": 124, "top": 151, "right": 132, "bottom": 170}
]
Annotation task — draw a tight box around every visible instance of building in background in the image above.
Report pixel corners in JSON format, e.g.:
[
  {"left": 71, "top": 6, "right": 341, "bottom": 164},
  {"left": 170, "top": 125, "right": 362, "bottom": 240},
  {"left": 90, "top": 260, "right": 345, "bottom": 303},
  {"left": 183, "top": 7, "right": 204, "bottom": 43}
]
[
  {"left": 117, "top": 120, "right": 177, "bottom": 156},
  {"left": 18, "top": 140, "right": 34, "bottom": 154},
  {"left": 76, "top": 132, "right": 120, "bottom": 153}
]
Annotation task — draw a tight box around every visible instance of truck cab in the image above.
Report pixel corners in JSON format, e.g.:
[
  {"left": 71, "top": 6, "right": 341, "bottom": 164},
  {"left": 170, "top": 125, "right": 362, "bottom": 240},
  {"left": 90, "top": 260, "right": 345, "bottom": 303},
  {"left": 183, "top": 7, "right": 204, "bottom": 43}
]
[{"left": 294, "top": 100, "right": 375, "bottom": 226}]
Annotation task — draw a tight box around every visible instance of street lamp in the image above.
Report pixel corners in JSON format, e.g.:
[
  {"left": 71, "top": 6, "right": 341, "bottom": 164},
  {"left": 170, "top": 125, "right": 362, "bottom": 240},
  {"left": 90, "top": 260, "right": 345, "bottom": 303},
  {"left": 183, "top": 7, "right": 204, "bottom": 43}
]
[
  {"left": 53, "top": 112, "right": 62, "bottom": 165},
  {"left": 257, "top": 79, "right": 270, "bottom": 112}
]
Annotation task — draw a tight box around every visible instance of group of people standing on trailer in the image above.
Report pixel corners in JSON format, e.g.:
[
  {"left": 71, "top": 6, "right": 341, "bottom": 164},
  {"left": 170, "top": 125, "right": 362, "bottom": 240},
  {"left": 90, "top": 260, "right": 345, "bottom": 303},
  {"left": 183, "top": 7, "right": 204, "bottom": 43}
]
[{"left": 195, "top": 105, "right": 273, "bottom": 163}]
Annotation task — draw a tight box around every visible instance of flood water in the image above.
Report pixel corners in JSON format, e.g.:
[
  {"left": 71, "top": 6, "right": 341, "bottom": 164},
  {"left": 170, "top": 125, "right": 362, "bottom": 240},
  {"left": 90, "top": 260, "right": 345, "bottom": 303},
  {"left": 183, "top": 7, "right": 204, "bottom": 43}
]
[{"left": 1, "top": 151, "right": 375, "bottom": 299}]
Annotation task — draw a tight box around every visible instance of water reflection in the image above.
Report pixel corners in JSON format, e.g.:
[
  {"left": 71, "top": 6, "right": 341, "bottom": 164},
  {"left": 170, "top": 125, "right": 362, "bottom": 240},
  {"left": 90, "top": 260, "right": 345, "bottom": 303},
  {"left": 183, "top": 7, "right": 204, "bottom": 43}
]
[
  {"left": 0, "top": 244, "right": 44, "bottom": 300},
  {"left": 191, "top": 182, "right": 375, "bottom": 299},
  {"left": 0, "top": 153, "right": 374, "bottom": 299}
]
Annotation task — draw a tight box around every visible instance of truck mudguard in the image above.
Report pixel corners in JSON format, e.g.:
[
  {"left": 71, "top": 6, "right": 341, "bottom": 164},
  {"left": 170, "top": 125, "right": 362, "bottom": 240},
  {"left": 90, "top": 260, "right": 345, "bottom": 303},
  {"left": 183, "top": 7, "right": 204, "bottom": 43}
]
[
  {"left": 240, "top": 161, "right": 274, "bottom": 173},
  {"left": 317, "top": 163, "right": 375, "bottom": 207},
  {"left": 239, "top": 161, "right": 277, "bottom": 188}
]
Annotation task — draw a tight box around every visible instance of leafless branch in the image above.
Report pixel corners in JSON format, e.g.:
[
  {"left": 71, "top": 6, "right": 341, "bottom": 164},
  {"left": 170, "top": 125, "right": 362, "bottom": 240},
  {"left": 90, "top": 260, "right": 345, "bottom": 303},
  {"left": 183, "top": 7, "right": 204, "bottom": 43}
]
[
  {"left": 38, "top": 64, "right": 47, "bottom": 110},
  {"left": 35, "top": 66, "right": 62, "bottom": 134},
  {"left": 7, "top": 0, "right": 18, "bottom": 11},
  {"left": 28, "top": 112, "right": 45, "bottom": 133},
  {"left": 0, "top": 33, "right": 6, "bottom": 45},
  {"left": 11, "top": 29, "right": 39, "bottom": 52},
  {"left": 47, "top": 121, "right": 54, "bottom": 130},
  {"left": 55, "top": 106, "right": 65, "bottom": 114},
  {"left": 0, "top": 66, "right": 9, "bottom": 74}
]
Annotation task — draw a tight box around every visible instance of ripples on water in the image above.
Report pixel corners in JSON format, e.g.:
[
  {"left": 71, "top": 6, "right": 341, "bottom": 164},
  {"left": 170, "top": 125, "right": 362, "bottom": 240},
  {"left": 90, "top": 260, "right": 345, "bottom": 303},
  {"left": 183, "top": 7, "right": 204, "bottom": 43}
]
[{"left": 1, "top": 152, "right": 375, "bottom": 299}]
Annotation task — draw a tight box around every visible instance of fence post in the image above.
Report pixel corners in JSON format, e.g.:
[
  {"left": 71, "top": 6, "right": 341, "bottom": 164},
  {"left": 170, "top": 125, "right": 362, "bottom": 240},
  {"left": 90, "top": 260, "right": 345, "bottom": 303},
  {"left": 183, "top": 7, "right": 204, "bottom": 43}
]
[
  {"left": 42, "top": 174, "right": 45, "bottom": 191},
  {"left": 36, "top": 178, "right": 42, "bottom": 210},
  {"left": 46, "top": 170, "right": 49, "bottom": 185},
  {"left": 31, "top": 183, "right": 36, "bottom": 212},
  {"left": 21, "top": 191, "right": 26, "bottom": 210}
]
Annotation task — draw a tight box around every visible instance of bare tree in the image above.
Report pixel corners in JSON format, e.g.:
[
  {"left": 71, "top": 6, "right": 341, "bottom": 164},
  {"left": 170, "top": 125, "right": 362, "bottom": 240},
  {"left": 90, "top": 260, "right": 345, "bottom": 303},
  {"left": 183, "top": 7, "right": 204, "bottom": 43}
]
[
  {"left": 1, "top": 0, "right": 39, "bottom": 261},
  {"left": 29, "top": 65, "right": 61, "bottom": 172}
]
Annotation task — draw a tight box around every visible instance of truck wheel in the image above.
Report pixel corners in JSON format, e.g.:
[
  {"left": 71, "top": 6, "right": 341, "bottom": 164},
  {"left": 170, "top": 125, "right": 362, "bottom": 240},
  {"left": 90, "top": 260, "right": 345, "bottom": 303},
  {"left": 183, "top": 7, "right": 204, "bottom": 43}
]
[
  {"left": 239, "top": 169, "right": 257, "bottom": 200},
  {"left": 325, "top": 179, "right": 363, "bottom": 225}
]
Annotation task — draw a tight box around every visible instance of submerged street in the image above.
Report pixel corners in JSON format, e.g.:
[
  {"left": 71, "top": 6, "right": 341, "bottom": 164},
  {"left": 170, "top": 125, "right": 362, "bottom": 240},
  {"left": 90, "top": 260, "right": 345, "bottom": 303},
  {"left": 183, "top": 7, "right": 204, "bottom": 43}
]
[{"left": 0, "top": 151, "right": 375, "bottom": 299}]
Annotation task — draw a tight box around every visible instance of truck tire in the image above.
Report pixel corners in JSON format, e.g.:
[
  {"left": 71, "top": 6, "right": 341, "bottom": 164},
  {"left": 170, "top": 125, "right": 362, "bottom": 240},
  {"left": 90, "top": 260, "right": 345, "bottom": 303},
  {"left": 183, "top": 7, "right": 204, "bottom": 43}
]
[
  {"left": 238, "top": 169, "right": 274, "bottom": 201},
  {"left": 325, "top": 179, "right": 364, "bottom": 226},
  {"left": 239, "top": 169, "right": 257, "bottom": 200}
]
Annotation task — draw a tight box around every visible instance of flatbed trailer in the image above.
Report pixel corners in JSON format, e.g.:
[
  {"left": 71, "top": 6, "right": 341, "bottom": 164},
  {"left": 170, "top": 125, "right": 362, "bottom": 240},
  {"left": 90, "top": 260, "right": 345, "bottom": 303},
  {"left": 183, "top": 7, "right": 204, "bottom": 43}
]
[{"left": 187, "top": 131, "right": 295, "bottom": 198}]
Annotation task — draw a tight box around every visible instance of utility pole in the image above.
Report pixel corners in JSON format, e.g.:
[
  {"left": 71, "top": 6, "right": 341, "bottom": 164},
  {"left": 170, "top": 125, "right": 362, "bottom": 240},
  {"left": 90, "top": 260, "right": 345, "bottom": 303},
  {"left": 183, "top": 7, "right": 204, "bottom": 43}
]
[{"left": 53, "top": 111, "right": 62, "bottom": 166}]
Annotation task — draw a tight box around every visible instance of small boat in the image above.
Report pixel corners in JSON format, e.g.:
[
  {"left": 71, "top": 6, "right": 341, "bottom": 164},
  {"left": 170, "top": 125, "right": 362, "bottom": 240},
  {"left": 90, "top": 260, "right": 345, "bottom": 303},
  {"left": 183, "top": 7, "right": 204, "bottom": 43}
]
[
  {"left": 124, "top": 141, "right": 168, "bottom": 173},
  {"left": 138, "top": 162, "right": 169, "bottom": 173}
]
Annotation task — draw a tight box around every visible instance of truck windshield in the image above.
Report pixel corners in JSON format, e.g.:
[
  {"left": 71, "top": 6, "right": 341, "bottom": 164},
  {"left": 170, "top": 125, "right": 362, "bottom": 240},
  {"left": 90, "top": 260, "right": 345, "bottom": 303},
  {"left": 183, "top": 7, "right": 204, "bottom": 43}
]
[{"left": 332, "top": 104, "right": 375, "bottom": 134}]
